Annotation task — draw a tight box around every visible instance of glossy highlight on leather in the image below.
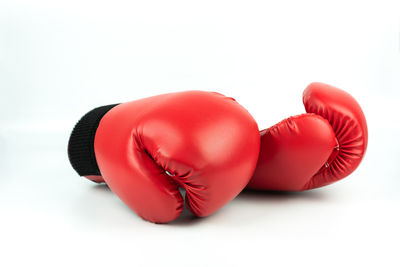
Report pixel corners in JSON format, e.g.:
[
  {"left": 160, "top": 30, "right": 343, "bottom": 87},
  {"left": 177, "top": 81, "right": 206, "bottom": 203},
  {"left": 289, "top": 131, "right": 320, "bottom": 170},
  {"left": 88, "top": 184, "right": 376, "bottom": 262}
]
[{"left": 247, "top": 82, "right": 368, "bottom": 191}]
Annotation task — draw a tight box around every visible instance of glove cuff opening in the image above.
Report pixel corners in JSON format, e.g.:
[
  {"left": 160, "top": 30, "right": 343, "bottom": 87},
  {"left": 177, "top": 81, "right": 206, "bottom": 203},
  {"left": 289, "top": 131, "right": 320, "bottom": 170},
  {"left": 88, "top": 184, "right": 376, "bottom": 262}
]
[{"left": 68, "top": 104, "right": 119, "bottom": 176}]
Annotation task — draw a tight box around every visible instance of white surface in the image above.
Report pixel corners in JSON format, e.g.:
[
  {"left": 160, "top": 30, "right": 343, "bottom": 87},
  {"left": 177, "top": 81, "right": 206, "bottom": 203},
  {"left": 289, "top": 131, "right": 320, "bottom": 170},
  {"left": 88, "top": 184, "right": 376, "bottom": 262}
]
[{"left": 1, "top": 1, "right": 399, "bottom": 266}]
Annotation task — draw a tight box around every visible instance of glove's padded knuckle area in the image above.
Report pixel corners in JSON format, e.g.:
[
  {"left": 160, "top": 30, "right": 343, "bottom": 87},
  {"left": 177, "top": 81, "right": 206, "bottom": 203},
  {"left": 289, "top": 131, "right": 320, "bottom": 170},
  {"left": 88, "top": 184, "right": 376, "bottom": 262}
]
[{"left": 92, "top": 91, "right": 260, "bottom": 223}]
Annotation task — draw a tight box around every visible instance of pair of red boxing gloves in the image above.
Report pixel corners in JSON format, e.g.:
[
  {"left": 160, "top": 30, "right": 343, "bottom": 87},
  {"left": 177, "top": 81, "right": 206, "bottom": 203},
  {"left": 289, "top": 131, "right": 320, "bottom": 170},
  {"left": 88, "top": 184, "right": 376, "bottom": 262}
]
[{"left": 68, "top": 82, "right": 368, "bottom": 223}]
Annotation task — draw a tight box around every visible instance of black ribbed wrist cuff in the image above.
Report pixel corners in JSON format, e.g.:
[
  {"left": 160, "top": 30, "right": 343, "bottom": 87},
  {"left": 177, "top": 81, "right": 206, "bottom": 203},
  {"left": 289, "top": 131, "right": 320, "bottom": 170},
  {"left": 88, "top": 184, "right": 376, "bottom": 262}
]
[{"left": 68, "top": 104, "right": 119, "bottom": 177}]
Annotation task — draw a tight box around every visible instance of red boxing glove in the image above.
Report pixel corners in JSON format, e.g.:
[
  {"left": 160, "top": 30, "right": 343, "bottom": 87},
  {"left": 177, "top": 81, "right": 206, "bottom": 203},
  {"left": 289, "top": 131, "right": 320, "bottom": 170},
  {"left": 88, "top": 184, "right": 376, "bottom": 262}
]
[
  {"left": 68, "top": 91, "right": 260, "bottom": 223},
  {"left": 247, "top": 83, "right": 368, "bottom": 191}
]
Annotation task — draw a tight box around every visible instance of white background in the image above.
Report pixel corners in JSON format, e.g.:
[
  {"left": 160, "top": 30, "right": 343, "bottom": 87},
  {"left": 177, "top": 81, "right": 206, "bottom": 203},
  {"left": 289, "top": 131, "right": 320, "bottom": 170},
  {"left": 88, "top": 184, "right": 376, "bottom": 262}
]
[{"left": 1, "top": 0, "right": 399, "bottom": 266}]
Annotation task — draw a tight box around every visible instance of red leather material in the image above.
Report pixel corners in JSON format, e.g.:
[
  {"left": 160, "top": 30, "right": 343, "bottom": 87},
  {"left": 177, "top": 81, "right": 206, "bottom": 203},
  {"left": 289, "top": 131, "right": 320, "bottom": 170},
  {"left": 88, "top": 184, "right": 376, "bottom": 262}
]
[
  {"left": 302, "top": 82, "right": 368, "bottom": 189},
  {"left": 84, "top": 175, "right": 104, "bottom": 183},
  {"left": 247, "top": 114, "right": 337, "bottom": 191},
  {"left": 93, "top": 91, "right": 260, "bottom": 223},
  {"left": 247, "top": 82, "right": 367, "bottom": 191}
]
